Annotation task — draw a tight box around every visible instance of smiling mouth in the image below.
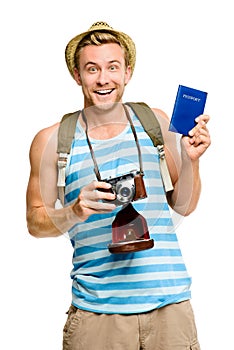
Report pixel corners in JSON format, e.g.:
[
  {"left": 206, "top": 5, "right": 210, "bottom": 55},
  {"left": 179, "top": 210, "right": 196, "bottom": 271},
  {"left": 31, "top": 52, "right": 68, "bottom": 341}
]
[{"left": 95, "top": 89, "right": 114, "bottom": 95}]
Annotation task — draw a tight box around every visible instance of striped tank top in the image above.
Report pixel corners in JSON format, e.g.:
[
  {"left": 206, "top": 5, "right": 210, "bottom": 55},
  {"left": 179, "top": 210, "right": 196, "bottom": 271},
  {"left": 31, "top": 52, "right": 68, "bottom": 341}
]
[{"left": 64, "top": 109, "right": 191, "bottom": 314}]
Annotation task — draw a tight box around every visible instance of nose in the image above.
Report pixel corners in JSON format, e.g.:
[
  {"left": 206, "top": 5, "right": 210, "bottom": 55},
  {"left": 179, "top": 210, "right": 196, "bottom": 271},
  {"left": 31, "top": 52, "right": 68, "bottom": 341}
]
[{"left": 96, "top": 69, "right": 109, "bottom": 85}]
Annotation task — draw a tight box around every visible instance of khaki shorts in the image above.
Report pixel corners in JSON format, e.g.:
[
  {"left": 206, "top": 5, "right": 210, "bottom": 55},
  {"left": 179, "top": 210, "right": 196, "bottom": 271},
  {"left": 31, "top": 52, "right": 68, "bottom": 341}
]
[{"left": 63, "top": 300, "right": 200, "bottom": 350}]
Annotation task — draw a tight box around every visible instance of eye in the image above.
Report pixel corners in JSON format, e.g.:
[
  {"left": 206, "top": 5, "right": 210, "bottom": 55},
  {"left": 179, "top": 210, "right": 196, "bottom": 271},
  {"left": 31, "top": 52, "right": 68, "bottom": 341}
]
[
  {"left": 88, "top": 66, "right": 98, "bottom": 73},
  {"left": 109, "top": 64, "right": 119, "bottom": 71}
]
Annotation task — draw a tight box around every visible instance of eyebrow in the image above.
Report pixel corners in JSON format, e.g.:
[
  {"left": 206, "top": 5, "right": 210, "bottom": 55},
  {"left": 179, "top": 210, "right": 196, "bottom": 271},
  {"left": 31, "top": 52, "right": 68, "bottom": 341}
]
[
  {"left": 84, "top": 61, "right": 96, "bottom": 67},
  {"left": 84, "top": 60, "right": 121, "bottom": 67}
]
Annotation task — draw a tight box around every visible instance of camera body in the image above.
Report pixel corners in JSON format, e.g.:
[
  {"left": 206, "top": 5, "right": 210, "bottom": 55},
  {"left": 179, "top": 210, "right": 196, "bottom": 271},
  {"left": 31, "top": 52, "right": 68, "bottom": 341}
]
[{"left": 102, "top": 170, "right": 147, "bottom": 206}]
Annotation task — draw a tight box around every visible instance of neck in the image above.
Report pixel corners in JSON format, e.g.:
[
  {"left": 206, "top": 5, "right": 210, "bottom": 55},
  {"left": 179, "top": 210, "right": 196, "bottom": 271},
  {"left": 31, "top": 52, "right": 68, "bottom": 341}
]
[
  {"left": 84, "top": 103, "right": 126, "bottom": 125},
  {"left": 80, "top": 103, "right": 128, "bottom": 139}
]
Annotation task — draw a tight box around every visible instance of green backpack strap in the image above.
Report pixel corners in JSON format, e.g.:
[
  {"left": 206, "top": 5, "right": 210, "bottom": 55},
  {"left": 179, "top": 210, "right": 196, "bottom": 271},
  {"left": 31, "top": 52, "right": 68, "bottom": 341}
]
[
  {"left": 57, "top": 111, "right": 80, "bottom": 154},
  {"left": 57, "top": 111, "right": 80, "bottom": 204},
  {"left": 126, "top": 102, "right": 173, "bottom": 192},
  {"left": 125, "top": 102, "right": 164, "bottom": 146}
]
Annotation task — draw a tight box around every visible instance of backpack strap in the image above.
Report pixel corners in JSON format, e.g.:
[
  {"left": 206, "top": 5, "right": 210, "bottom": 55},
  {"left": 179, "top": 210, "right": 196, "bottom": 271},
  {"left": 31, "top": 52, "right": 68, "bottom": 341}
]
[
  {"left": 125, "top": 102, "right": 164, "bottom": 146},
  {"left": 57, "top": 111, "right": 80, "bottom": 204},
  {"left": 126, "top": 102, "right": 173, "bottom": 192}
]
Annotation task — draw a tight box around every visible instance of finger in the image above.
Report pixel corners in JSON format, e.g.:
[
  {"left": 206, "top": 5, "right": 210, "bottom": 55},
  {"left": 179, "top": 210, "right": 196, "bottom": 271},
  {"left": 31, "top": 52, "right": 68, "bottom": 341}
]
[
  {"left": 84, "top": 180, "right": 111, "bottom": 191},
  {"left": 189, "top": 115, "right": 210, "bottom": 137},
  {"left": 81, "top": 181, "right": 116, "bottom": 205},
  {"left": 191, "top": 125, "right": 209, "bottom": 140},
  {"left": 76, "top": 192, "right": 116, "bottom": 217},
  {"left": 82, "top": 198, "right": 116, "bottom": 211},
  {"left": 189, "top": 129, "right": 211, "bottom": 147},
  {"left": 92, "top": 181, "right": 116, "bottom": 201},
  {"left": 95, "top": 188, "right": 116, "bottom": 202},
  {"left": 189, "top": 134, "right": 205, "bottom": 146},
  {"left": 195, "top": 114, "right": 210, "bottom": 124},
  {"left": 95, "top": 181, "right": 113, "bottom": 191}
]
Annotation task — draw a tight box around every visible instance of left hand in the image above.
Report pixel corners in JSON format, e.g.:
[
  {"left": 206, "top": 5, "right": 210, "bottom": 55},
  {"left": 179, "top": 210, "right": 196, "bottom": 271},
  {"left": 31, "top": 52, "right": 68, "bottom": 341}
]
[{"left": 182, "top": 114, "right": 211, "bottom": 161}]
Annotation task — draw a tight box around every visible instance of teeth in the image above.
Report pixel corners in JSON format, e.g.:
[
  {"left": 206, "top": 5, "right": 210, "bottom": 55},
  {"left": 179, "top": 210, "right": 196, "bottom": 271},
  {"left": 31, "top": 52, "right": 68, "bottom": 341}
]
[{"left": 96, "top": 89, "right": 112, "bottom": 95}]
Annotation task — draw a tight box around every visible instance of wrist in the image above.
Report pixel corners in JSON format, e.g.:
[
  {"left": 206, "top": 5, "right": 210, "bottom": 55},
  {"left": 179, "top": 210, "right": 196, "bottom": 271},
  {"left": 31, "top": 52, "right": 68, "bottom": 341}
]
[{"left": 70, "top": 203, "right": 82, "bottom": 221}]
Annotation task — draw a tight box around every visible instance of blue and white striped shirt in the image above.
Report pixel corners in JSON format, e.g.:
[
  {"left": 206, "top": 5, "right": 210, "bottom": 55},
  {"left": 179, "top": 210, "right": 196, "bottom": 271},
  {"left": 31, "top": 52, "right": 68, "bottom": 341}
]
[{"left": 64, "top": 109, "right": 191, "bottom": 314}]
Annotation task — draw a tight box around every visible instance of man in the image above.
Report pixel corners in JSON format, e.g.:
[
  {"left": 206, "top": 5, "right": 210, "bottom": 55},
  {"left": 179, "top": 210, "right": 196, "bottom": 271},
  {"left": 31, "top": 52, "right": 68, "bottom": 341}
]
[{"left": 26, "top": 21, "right": 211, "bottom": 350}]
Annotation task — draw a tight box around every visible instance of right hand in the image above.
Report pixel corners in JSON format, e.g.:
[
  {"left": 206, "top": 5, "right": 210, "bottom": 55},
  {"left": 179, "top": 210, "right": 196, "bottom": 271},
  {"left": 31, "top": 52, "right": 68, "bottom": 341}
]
[{"left": 71, "top": 181, "right": 116, "bottom": 221}]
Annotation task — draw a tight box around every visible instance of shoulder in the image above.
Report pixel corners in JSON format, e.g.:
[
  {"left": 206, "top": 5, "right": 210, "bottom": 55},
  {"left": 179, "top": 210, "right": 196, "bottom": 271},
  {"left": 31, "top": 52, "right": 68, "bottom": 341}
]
[
  {"left": 31, "top": 122, "right": 59, "bottom": 145},
  {"left": 33, "top": 122, "right": 60, "bottom": 142},
  {"left": 152, "top": 107, "right": 170, "bottom": 124},
  {"left": 29, "top": 122, "right": 60, "bottom": 159}
]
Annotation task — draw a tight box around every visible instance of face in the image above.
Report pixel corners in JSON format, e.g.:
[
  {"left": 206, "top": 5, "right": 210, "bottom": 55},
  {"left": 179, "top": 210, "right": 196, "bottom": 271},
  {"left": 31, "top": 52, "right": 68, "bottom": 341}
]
[{"left": 74, "top": 43, "right": 132, "bottom": 108}]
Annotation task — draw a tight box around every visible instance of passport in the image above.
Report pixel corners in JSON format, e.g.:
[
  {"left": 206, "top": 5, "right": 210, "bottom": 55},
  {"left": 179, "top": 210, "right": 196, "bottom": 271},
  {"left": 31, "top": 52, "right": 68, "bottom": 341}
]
[{"left": 169, "top": 85, "right": 208, "bottom": 135}]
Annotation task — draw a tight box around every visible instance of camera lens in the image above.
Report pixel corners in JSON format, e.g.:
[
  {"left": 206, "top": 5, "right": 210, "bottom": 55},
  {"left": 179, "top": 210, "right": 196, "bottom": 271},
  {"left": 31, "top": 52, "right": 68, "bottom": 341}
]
[{"left": 120, "top": 187, "right": 131, "bottom": 198}]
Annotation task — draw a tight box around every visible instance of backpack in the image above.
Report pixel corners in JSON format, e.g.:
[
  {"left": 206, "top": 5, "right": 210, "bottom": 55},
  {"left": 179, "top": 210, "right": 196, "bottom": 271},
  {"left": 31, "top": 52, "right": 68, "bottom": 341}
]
[{"left": 57, "top": 102, "right": 173, "bottom": 204}]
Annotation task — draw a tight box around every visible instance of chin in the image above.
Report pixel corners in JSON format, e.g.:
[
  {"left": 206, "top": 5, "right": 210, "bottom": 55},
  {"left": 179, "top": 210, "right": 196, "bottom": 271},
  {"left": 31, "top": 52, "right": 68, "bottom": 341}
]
[{"left": 91, "top": 101, "right": 122, "bottom": 112}]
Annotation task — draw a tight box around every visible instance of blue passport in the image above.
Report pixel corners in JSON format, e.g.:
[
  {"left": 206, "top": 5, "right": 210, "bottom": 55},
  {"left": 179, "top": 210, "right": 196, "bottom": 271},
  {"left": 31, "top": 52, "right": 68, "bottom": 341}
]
[{"left": 169, "top": 85, "right": 207, "bottom": 135}]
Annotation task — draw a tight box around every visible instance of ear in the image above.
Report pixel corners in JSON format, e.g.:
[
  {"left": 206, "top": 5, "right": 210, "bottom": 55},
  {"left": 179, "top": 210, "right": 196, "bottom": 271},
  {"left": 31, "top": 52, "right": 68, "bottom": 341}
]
[
  {"left": 73, "top": 68, "right": 82, "bottom": 86},
  {"left": 124, "top": 65, "right": 132, "bottom": 86}
]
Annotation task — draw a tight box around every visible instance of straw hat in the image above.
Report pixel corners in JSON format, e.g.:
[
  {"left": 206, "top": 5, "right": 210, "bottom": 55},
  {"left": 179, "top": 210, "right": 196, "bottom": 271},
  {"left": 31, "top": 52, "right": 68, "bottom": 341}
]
[{"left": 65, "top": 21, "right": 136, "bottom": 79}]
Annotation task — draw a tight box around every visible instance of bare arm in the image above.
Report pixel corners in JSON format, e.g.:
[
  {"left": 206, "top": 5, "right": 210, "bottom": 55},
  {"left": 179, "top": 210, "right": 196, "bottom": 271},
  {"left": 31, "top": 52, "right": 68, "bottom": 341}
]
[
  {"left": 26, "top": 124, "right": 116, "bottom": 238},
  {"left": 26, "top": 123, "right": 78, "bottom": 237},
  {"left": 152, "top": 108, "right": 211, "bottom": 216}
]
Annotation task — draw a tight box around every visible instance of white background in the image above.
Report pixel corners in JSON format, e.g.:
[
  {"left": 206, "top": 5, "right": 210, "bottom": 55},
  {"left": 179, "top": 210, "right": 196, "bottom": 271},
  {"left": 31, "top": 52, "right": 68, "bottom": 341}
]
[{"left": 1, "top": 0, "right": 233, "bottom": 349}]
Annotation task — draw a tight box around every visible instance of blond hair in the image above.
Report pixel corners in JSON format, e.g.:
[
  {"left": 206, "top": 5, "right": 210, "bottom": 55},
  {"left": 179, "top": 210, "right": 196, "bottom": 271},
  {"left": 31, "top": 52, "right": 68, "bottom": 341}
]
[{"left": 74, "top": 31, "right": 130, "bottom": 71}]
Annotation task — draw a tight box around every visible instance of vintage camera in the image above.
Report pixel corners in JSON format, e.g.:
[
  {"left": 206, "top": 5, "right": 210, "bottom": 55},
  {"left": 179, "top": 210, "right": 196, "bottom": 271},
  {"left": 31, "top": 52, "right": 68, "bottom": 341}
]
[{"left": 101, "top": 170, "right": 147, "bottom": 206}]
